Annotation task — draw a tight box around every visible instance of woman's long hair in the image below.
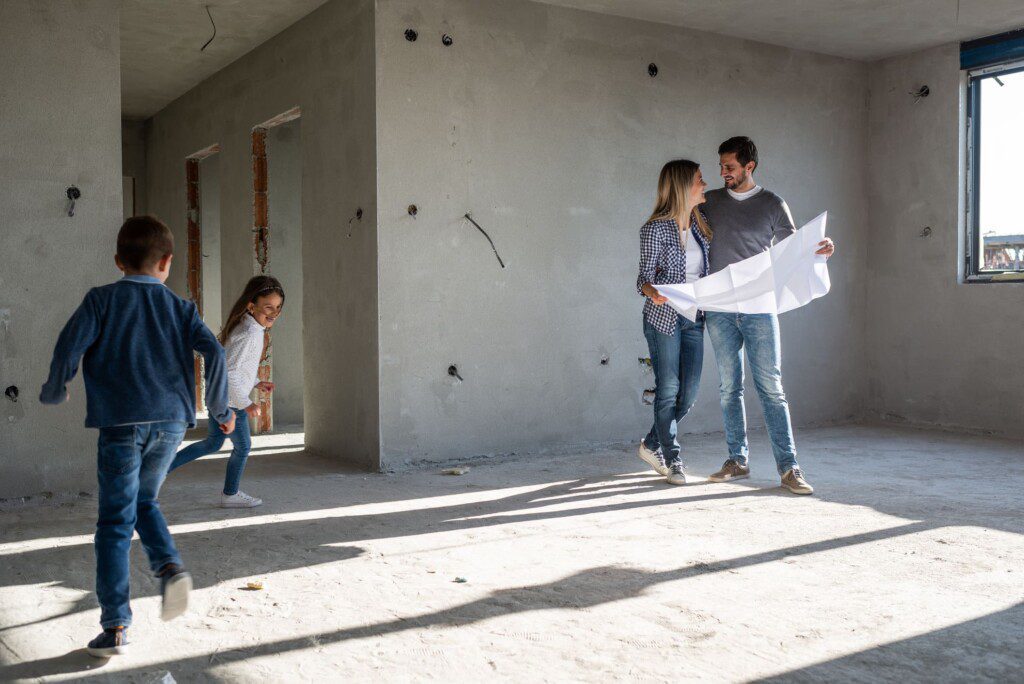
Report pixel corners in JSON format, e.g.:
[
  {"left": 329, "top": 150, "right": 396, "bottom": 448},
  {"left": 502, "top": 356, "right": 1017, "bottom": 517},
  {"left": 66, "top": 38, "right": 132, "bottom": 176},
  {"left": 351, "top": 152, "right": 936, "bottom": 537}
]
[
  {"left": 648, "top": 159, "right": 712, "bottom": 240},
  {"left": 218, "top": 275, "right": 286, "bottom": 345}
]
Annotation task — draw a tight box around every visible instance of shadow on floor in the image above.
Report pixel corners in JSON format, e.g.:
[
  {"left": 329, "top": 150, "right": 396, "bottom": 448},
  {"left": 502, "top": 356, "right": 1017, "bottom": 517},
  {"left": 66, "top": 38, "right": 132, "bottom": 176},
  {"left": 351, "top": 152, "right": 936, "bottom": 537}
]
[
  {"left": 756, "top": 602, "right": 1024, "bottom": 683},
  {"left": 0, "top": 521, "right": 952, "bottom": 682}
]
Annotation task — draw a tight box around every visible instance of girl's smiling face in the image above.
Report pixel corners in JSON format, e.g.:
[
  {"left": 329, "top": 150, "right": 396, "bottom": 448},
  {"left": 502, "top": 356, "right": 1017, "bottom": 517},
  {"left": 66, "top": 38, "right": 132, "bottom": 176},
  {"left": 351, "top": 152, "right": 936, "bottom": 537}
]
[{"left": 248, "top": 292, "right": 283, "bottom": 328}]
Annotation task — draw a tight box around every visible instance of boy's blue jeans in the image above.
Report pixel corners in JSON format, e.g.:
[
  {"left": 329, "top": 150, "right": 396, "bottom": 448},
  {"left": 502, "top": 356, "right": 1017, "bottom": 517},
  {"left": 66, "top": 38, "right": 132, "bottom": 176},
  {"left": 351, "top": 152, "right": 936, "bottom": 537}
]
[
  {"left": 704, "top": 312, "right": 798, "bottom": 475},
  {"left": 170, "top": 408, "right": 251, "bottom": 496},
  {"left": 642, "top": 315, "right": 705, "bottom": 466},
  {"left": 95, "top": 421, "right": 187, "bottom": 629}
]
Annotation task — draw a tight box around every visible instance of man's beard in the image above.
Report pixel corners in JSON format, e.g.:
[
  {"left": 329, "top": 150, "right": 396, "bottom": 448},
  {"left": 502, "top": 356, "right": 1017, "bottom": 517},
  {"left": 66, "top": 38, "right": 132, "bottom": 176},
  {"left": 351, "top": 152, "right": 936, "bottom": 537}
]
[{"left": 725, "top": 170, "right": 748, "bottom": 189}]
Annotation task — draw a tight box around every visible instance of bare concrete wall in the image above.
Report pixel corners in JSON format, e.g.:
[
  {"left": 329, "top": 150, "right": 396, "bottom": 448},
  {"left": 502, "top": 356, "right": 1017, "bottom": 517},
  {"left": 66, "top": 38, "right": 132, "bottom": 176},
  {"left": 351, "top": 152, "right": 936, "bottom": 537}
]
[
  {"left": 374, "top": 0, "right": 871, "bottom": 465},
  {"left": 867, "top": 44, "right": 1024, "bottom": 437},
  {"left": 146, "top": 0, "right": 378, "bottom": 466},
  {"left": 199, "top": 153, "right": 223, "bottom": 334},
  {"left": 0, "top": 0, "right": 122, "bottom": 498},
  {"left": 267, "top": 120, "right": 304, "bottom": 426}
]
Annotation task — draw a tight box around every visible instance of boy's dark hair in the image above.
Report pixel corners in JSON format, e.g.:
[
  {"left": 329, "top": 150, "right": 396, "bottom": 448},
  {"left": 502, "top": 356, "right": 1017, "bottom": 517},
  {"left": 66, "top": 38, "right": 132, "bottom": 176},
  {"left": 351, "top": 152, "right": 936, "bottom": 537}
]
[
  {"left": 117, "top": 215, "right": 174, "bottom": 271},
  {"left": 718, "top": 136, "right": 758, "bottom": 171}
]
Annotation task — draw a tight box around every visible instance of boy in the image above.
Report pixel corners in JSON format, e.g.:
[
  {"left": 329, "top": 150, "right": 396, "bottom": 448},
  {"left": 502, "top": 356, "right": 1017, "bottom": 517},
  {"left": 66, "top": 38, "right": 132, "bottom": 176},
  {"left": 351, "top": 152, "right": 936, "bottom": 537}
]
[{"left": 40, "top": 215, "right": 236, "bottom": 657}]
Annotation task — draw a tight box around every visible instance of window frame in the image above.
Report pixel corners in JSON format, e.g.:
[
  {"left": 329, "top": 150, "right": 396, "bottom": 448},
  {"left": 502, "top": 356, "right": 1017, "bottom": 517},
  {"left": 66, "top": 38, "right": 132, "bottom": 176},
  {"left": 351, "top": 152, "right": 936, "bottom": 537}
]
[{"left": 964, "top": 58, "right": 1024, "bottom": 283}]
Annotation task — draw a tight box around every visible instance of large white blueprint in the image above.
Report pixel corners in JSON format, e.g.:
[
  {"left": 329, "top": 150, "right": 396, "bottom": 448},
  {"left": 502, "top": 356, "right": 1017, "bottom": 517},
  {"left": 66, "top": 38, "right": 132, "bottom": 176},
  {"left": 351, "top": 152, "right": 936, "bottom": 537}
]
[{"left": 656, "top": 212, "right": 830, "bottom": 322}]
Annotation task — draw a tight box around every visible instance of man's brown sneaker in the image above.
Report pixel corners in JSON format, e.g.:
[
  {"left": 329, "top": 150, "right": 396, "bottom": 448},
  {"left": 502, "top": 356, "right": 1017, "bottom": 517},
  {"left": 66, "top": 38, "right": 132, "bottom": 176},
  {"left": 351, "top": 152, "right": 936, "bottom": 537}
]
[
  {"left": 781, "top": 468, "right": 814, "bottom": 495},
  {"left": 708, "top": 459, "right": 750, "bottom": 482}
]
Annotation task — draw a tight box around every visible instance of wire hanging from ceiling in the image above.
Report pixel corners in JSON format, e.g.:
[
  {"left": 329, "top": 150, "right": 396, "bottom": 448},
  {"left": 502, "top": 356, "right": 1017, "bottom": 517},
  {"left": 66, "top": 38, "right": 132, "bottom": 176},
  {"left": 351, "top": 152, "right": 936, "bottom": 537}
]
[{"left": 201, "top": 5, "right": 217, "bottom": 52}]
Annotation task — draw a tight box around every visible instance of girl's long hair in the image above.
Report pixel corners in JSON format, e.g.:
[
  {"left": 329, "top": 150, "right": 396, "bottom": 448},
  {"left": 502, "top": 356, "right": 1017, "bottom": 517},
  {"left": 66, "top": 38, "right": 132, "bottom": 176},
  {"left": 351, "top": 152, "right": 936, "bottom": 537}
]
[
  {"left": 648, "top": 159, "right": 712, "bottom": 240},
  {"left": 218, "top": 275, "right": 286, "bottom": 345}
]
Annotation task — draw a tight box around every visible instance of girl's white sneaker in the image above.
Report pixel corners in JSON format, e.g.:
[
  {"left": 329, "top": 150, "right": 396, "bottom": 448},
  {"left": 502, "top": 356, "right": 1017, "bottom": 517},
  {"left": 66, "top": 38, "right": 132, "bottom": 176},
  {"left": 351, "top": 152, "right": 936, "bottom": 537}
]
[{"left": 221, "top": 491, "right": 263, "bottom": 508}]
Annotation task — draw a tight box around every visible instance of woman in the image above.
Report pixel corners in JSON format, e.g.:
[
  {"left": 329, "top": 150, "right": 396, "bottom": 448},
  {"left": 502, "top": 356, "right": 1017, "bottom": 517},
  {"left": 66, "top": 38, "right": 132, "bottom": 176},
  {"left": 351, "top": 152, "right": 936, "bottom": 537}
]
[{"left": 636, "top": 159, "right": 711, "bottom": 485}]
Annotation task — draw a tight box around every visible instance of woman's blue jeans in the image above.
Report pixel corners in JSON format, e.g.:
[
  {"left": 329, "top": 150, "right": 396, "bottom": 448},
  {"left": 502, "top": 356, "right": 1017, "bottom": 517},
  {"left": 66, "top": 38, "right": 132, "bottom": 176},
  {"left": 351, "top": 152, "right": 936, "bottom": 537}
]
[
  {"left": 642, "top": 314, "right": 705, "bottom": 466},
  {"left": 169, "top": 408, "right": 251, "bottom": 495}
]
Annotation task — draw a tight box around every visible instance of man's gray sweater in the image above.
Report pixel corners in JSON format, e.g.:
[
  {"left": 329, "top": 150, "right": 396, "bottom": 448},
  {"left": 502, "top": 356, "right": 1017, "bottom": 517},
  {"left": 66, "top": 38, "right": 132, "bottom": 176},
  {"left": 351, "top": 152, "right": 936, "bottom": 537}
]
[{"left": 702, "top": 187, "right": 796, "bottom": 274}]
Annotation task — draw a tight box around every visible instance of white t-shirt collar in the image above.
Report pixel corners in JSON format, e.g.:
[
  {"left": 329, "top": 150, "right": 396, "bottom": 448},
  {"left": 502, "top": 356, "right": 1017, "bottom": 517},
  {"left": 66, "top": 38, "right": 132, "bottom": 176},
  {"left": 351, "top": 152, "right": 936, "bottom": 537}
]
[{"left": 727, "top": 185, "right": 763, "bottom": 201}]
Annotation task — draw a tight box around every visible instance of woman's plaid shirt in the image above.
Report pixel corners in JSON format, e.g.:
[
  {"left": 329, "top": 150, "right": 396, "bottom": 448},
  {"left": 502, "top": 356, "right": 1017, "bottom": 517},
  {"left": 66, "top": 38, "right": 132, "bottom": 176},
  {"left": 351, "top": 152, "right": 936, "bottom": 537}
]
[{"left": 636, "top": 213, "right": 711, "bottom": 335}]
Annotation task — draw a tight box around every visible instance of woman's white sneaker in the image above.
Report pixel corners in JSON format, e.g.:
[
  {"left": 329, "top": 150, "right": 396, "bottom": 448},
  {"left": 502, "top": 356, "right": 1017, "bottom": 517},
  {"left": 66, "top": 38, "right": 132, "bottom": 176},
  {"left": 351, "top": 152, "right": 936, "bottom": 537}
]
[
  {"left": 637, "top": 442, "right": 669, "bottom": 476},
  {"left": 221, "top": 491, "right": 263, "bottom": 508}
]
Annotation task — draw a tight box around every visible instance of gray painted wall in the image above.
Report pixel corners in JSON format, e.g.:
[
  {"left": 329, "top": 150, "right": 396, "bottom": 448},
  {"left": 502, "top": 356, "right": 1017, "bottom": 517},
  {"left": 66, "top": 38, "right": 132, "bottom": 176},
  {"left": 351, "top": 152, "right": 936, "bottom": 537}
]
[
  {"left": 145, "top": 0, "right": 378, "bottom": 466},
  {"left": 867, "top": 44, "right": 1024, "bottom": 437},
  {"left": 0, "top": 0, "right": 122, "bottom": 498},
  {"left": 267, "top": 120, "right": 304, "bottom": 426},
  {"left": 374, "top": 0, "right": 871, "bottom": 465}
]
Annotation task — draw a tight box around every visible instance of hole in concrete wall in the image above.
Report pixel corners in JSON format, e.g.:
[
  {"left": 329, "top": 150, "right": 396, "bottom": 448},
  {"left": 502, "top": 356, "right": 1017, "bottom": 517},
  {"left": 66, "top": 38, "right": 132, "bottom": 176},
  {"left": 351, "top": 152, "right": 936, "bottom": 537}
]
[
  {"left": 405, "top": 29, "right": 418, "bottom": 42},
  {"left": 65, "top": 186, "right": 81, "bottom": 217},
  {"left": 408, "top": 204, "right": 418, "bottom": 217},
  {"left": 600, "top": 356, "right": 609, "bottom": 366},
  {"left": 447, "top": 365, "right": 464, "bottom": 382},
  {"left": 648, "top": 63, "right": 658, "bottom": 77},
  {"left": 4, "top": 386, "right": 18, "bottom": 402},
  {"left": 442, "top": 34, "right": 453, "bottom": 46}
]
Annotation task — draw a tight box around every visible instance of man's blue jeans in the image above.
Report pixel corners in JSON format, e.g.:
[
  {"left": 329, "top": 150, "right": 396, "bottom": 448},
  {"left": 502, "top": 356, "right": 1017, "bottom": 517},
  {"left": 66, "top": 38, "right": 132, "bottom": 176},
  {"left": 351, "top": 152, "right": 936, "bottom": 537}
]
[
  {"left": 642, "top": 315, "right": 705, "bottom": 466},
  {"left": 704, "top": 312, "right": 799, "bottom": 475},
  {"left": 170, "top": 408, "right": 251, "bottom": 495},
  {"left": 95, "top": 420, "right": 187, "bottom": 628}
]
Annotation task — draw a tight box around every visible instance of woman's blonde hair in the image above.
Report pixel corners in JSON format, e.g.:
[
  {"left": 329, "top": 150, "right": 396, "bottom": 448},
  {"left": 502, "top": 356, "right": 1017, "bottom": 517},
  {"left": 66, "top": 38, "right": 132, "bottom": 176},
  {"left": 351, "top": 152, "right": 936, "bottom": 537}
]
[{"left": 648, "top": 159, "right": 712, "bottom": 240}]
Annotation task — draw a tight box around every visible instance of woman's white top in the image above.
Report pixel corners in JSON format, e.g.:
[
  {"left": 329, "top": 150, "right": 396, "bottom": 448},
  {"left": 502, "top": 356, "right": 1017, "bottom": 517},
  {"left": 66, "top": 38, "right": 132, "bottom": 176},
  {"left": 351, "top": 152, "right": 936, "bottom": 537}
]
[
  {"left": 683, "top": 224, "right": 705, "bottom": 283},
  {"left": 225, "top": 314, "right": 265, "bottom": 410}
]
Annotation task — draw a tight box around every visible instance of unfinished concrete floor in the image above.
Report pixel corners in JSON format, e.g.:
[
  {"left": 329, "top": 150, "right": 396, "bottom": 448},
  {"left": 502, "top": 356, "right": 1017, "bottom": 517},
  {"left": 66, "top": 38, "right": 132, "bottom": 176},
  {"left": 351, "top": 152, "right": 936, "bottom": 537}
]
[{"left": 0, "top": 425, "right": 1021, "bottom": 682}]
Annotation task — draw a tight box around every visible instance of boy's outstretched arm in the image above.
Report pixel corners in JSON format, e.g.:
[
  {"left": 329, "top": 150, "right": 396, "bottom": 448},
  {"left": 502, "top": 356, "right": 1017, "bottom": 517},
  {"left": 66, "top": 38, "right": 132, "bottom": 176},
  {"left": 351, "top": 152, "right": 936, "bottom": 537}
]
[
  {"left": 189, "top": 306, "right": 234, "bottom": 433},
  {"left": 40, "top": 292, "right": 102, "bottom": 405}
]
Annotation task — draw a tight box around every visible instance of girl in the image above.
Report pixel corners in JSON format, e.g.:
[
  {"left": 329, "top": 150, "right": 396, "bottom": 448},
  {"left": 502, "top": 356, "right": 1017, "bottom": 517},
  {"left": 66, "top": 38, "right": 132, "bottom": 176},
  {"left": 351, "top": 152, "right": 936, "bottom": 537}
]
[
  {"left": 170, "top": 275, "right": 285, "bottom": 507},
  {"left": 635, "top": 160, "right": 712, "bottom": 485}
]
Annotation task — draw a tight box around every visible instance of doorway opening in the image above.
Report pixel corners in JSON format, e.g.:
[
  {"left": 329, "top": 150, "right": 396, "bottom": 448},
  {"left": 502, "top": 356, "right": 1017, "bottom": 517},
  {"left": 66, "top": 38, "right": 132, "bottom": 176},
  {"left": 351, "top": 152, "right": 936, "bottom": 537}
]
[
  {"left": 185, "top": 143, "right": 222, "bottom": 419},
  {"left": 251, "top": 107, "right": 303, "bottom": 435}
]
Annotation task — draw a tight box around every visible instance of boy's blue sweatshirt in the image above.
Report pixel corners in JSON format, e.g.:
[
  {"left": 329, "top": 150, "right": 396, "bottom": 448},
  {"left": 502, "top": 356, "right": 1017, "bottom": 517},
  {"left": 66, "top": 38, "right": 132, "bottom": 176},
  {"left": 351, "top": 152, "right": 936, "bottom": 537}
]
[{"left": 40, "top": 275, "right": 231, "bottom": 428}]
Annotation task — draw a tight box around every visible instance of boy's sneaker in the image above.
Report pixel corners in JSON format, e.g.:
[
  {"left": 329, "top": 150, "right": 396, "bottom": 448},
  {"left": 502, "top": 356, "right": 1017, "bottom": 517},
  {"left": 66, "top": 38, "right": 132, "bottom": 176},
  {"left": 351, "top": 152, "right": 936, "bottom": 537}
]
[
  {"left": 221, "top": 491, "right": 262, "bottom": 508},
  {"left": 637, "top": 442, "right": 669, "bottom": 476},
  {"left": 666, "top": 463, "right": 688, "bottom": 486},
  {"left": 709, "top": 459, "right": 751, "bottom": 482},
  {"left": 781, "top": 468, "right": 814, "bottom": 495},
  {"left": 86, "top": 627, "right": 129, "bottom": 657},
  {"left": 158, "top": 563, "right": 192, "bottom": 621}
]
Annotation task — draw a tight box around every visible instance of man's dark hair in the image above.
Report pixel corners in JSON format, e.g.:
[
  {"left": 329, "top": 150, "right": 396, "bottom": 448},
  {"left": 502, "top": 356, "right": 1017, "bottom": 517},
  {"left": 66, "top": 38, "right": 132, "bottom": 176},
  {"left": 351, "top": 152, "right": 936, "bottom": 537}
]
[
  {"left": 718, "top": 136, "right": 758, "bottom": 171},
  {"left": 116, "top": 215, "right": 174, "bottom": 271}
]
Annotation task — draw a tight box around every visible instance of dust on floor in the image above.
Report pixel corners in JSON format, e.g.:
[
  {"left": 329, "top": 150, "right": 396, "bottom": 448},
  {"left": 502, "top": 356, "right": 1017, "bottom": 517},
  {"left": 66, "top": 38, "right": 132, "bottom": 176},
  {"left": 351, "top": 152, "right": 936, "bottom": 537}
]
[{"left": 0, "top": 425, "right": 1022, "bottom": 682}]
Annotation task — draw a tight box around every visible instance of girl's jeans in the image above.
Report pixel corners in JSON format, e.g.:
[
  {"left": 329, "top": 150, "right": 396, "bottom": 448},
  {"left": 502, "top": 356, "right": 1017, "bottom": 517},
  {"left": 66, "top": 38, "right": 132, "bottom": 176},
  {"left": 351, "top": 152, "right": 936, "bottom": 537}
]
[{"left": 169, "top": 407, "right": 252, "bottom": 495}]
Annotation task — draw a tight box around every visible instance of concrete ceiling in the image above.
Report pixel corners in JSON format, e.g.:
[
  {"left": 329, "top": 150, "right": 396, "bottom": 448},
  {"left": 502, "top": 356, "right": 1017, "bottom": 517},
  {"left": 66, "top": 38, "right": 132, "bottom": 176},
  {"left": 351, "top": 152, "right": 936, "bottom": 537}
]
[
  {"left": 120, "top": 0, "right": 329, "bottom": 119},
  {"left": 121, "top": 0, "right": 1024, "bottom": 119},
  {"left": 538, "top": 0, "right": 1024, "bottom": 61}
]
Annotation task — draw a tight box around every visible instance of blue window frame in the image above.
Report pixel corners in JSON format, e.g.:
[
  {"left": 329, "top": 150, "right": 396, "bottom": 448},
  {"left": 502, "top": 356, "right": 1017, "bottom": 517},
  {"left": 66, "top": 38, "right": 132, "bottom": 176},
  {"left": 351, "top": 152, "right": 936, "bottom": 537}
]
[{"left": 963, "top": 31, "right": 1024, "bottom": 282}]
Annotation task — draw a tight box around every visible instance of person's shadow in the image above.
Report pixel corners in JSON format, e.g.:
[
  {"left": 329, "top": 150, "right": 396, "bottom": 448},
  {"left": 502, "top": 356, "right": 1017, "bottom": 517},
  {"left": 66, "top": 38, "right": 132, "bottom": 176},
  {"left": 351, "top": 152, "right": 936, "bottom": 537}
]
[{"left": 0, "top": 648, "right": 111, "bottom": 678}]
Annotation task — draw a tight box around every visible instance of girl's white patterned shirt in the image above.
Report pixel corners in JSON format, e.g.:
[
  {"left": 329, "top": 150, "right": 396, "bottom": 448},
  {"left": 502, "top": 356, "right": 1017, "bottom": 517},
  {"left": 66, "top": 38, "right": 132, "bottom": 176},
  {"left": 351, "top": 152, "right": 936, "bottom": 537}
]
[{"left": 225, "top": 313, "right": 265, "bottom": 409}]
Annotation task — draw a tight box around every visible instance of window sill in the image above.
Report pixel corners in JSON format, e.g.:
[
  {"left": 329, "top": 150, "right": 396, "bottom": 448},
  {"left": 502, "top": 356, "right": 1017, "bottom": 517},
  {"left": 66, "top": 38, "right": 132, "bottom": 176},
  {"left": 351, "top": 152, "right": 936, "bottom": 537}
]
[{"left": 965, "top": 273, "right": 1024, "bottom": 283}]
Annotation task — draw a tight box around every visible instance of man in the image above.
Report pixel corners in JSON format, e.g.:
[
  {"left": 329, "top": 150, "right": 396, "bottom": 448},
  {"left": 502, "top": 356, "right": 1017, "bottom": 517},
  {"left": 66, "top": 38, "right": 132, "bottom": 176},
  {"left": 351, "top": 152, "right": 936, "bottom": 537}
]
[{"left": 701, "top": 137, "right": 834, "bottom": 495}]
